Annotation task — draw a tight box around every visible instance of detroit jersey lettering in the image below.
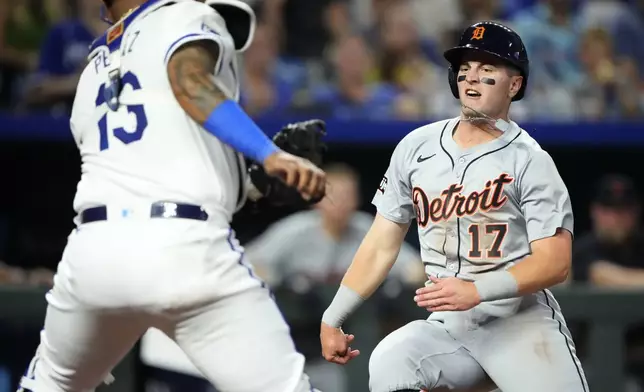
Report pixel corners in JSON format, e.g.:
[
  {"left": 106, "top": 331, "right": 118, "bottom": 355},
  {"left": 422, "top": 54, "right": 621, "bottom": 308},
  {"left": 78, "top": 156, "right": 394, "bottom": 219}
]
[
  {"left": 71, "top": 0, "right": 244, "bottom": 222},
  {"left": 373, "top": 117, "right": 573, "bottom": 281}
]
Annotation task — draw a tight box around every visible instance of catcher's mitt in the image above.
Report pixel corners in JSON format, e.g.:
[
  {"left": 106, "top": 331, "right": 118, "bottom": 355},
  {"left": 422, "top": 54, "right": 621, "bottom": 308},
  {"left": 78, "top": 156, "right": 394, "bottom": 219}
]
[{"left": 248, "top": 119, "right": 327, "bottom": 207}]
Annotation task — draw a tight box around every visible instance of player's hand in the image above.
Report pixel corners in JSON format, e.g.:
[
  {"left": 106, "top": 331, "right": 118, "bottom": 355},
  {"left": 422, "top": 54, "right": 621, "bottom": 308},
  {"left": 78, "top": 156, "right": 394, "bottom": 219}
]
[
  {"left": 413, "top": 276, "right": 481, "bottom": 312},
  {"left": 320, "top": 322, "right": 360, "bottom": 365},
  {"left": 263, "top": 150, "right": 326, "bottom": 201}
]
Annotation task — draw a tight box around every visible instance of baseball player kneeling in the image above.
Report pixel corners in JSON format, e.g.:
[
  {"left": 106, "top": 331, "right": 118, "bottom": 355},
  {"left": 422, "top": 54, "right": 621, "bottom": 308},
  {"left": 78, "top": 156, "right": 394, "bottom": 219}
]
[{"left": 319, "top": 21, "right": 589, "bottom": 392}]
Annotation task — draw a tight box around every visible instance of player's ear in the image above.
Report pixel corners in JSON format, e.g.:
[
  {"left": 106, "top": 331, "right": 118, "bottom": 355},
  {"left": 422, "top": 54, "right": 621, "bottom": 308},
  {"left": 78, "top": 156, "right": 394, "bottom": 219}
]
[{"left": 508, "top": 73, "right": 523, "bottom": 100}]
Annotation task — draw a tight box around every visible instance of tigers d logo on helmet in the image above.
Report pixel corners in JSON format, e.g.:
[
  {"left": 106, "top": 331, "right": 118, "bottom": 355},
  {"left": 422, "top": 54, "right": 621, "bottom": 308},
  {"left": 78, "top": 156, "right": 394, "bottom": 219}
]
[{"left": 471, "top": 26, "right": 485, "bottom": 40}]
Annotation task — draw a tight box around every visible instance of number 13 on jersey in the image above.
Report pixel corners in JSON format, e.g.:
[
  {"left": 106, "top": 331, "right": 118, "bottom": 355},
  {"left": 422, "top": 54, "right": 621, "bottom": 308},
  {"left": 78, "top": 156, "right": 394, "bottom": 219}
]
[{"left": 95, "top": 71, "right": 148, "bottom": 151}]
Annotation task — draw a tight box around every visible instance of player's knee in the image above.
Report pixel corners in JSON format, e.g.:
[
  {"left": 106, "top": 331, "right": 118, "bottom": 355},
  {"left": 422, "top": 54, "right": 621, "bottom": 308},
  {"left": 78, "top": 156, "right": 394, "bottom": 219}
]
[{"left": 369, "top": 322, "right": 431, "bottom": 392}]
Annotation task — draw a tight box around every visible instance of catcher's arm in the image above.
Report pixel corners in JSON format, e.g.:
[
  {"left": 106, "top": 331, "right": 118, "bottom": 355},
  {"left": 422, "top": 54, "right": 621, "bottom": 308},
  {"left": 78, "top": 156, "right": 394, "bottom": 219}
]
[{"left": 166, "top": 41, "right": 325, "bottom": 200}]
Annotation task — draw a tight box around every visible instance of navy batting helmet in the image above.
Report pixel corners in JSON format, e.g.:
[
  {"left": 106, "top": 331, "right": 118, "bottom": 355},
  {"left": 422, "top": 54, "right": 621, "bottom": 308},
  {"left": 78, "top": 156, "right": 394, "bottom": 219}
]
[{"left": 443, "top": 21, "right": 529, "bottom": 101}]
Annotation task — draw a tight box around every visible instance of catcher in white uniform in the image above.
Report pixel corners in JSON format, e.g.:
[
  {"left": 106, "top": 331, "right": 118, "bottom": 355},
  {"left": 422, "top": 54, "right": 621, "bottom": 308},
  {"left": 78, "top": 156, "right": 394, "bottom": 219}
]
[{"left": 18, "top": 0, "right": 327, "bottom": 391}]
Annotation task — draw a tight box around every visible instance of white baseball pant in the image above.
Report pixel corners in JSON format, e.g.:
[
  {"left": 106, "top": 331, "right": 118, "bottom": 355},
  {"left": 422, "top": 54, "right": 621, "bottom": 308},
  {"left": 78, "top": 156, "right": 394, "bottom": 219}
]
[{"left": 18, "top": 215, "right": 318, "bottom": 392}]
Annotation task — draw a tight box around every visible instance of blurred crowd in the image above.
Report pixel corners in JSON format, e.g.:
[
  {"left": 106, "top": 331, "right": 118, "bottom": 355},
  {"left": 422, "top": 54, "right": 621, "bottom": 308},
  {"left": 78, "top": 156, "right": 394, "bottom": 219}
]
[{"left": 1, "top": 0, "right": 644, "bottom": 120}]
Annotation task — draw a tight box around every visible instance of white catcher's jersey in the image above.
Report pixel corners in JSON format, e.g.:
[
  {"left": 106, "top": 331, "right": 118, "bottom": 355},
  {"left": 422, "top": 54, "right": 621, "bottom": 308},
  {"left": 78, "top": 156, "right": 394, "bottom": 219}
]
[
  {"left": 71, "top": 0, "right": 245, "bottom": 222},
  {"left": 373, "top": 117, "right": 574, "bottom": 281}
]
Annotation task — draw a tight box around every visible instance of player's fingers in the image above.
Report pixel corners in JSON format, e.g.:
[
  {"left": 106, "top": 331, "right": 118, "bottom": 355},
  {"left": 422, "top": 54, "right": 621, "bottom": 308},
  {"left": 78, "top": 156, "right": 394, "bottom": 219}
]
[
  {"left": 416, "top": 297, "right": 450, "bottom": 309},
  {"left": 416, "top": 285, "right": 442, "bottom": 295},
  {"left": 297, "top": 166, "right": 312, "bottom": 196},
  {"left": 326, "top": 355, "right": 347, "bottom": 364},
  {"left": 323, "top": 348, "right": 345, "bottom": 363},
  {"left": 346, "top": 334, "right": 355, "bottom": 343},
  {"left": 315, "top": 174, "right": 327, "bottom": 201},
  {"left": 326, "top": 348, "right": 349, "bottom": 363},
  {"left": 333, "top": 348, "right": 359, "bottom": 364},
  {"left": 305, "top": 167, "right": 322, "bottom": 198},
  {"left": 414, "top": 290, "right": 446, "bottom": 303},
  {"left": 331, "top": 356, "right": 350, "bottom": 365},
  {"left": 284, "top": 164, "right": 298, "bottom": 187},
  {"left": 427, "top": 305, "right": 457, "bottom": 312}
]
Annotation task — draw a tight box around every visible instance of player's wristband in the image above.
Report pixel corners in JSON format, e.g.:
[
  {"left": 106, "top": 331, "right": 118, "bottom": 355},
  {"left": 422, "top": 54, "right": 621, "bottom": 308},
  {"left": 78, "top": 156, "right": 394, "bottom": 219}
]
[
  {"left": 473, "top": 271, "right": 519, "bottom": 302},
  {"left": 203, "top": 100, "right": 278, "bottom": 163},
  {"left": 321, "top": 284, "right": 365, "bottom": 328}
]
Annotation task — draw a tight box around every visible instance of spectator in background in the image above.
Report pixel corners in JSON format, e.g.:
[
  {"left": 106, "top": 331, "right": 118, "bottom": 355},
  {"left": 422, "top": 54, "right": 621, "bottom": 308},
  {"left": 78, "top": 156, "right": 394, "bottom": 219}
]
[
  {"left": 372, "top": 0, "right": 437, "bottom": 120},
  {"left": 510, "top": 0, "right": 583, "bottom": 86},
  {"left": 501, "top": 0, "right": 539, "bottom": 18},
  {"left": 20, "top": 0, "right": 104, "bottom": 115},
  {"left": 432, "top": 0, "right": 508, "bottom": 56},
  {"left": 456, "top": 0, "right": 506, "bottom": 26},
  {"left": 299, "top": 35, "right": 402, "bottom": 120},
  {"left": 247, "top": 162, "right": 424, "bottom": 288},
  {"left": 0, "top": 213, "right": 54, "bottom": 288},
  {"left": 0, "top": 261, "right": 54, "bottom": 288},
  {"left": 580, "top": 0, "right": 644, "bottom": 81},
  {"left": 245, "top": 162, "right": 424, "bottom": 392},
  {"left": 577, "top": 28, "right": 643, "bottom": 119},
  {"left": 0, "top": 0, "right": 64, "bottom": 110},
  {"left": 406, "top": 0, "right": 461, "bottom": 44},
  {"left": 573, "top": 174, "right": 643, "bottom": 288},
  {"left": 572, "top": 173, "right": 644, "bottom": 390},
  {"left": 240, "top": 23, "right": 294, "bottom": 117},
  {"left": 509, "top": 0, "right": 583, "bottom": 119},
  {"left": 261, "top": 0, "right": 351, "bottom": 90}
]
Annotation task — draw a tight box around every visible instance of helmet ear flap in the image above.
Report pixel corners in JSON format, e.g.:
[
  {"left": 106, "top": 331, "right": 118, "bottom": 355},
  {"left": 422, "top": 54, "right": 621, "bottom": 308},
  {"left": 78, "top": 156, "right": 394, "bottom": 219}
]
[{"left": 447, "top": 65, "right": 460, "bottom": 99}]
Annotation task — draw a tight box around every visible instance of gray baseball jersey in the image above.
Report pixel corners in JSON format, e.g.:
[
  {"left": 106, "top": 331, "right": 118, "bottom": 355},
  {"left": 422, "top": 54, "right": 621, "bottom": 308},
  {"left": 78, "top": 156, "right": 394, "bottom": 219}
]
[
  {"left": 372, "top": 117, "right": 573, "bottom": 281},
  {"left": 368, "top": 117, "right": 588, "bottom": 392}
]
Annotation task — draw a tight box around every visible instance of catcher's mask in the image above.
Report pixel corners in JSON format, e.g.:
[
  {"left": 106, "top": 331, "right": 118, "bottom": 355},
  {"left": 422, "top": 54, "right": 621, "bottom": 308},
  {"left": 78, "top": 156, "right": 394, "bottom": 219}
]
[
  {"left": 205, "top": 0, "right": 256, "bottom": 53},
  {"left": 444, "top": 21, "right": 529, "bottom": 102}
]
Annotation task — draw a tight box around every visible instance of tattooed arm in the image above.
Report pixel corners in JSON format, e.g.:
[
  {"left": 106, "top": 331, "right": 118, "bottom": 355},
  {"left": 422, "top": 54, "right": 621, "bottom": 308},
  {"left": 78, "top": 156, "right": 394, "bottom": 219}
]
[
  {"left": 166, "top": 40, "right": 326, "bottom": 199},
  {"left": 167, "top": 40, "right": 227, "bottom": 123}
]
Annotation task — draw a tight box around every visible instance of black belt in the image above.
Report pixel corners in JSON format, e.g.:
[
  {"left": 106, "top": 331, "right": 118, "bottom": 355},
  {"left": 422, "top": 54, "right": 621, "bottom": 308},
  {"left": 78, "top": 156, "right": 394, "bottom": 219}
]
[{"left": 80, "top": 202, "right": 209, "bottom": 224}]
